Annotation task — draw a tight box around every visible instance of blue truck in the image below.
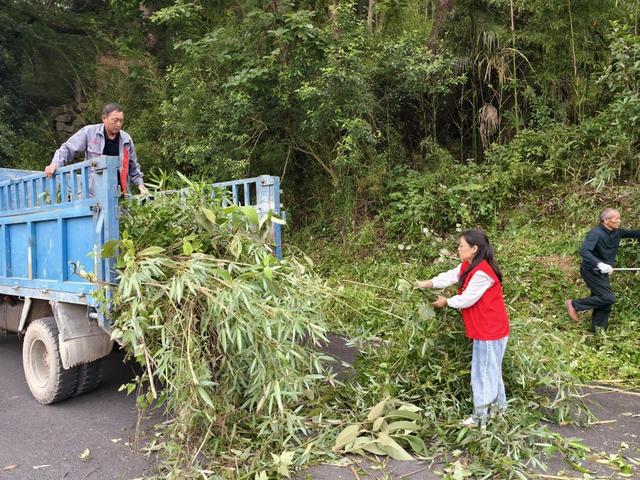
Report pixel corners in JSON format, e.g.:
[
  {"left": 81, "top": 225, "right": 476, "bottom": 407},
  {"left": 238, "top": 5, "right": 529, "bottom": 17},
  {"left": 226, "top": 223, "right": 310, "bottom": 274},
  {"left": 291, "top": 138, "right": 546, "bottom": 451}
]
[{"left": 0, "top": 157, "right": 281, "bottom": 404}]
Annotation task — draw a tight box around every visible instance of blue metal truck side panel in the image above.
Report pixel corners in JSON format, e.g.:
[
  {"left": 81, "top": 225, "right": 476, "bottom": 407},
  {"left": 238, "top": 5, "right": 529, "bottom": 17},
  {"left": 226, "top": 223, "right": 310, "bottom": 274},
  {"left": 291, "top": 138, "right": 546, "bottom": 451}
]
[
  {"left": 0, "top": 168, "right": 35, "bottom": 183},
  {"left": 0, "top": 158, "right": 120, "bottom": 306}
]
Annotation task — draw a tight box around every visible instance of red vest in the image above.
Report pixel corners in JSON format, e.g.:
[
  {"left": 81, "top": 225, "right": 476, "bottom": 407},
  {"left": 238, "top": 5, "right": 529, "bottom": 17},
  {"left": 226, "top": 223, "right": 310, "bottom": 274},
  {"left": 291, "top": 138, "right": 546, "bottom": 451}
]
[
  {"left": 120, "top": 147, "right": 130, "bottom": 194},
  {"left": 458, "top": 260, "right": 509, "bottom": 340}
]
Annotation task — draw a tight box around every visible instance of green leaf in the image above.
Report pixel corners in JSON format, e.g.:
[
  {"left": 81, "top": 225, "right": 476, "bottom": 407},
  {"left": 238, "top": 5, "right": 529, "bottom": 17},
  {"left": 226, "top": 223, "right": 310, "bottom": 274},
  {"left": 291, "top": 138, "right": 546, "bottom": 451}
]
[
  {"left": 277, "top": 464, "right": 290, "bottom": 478},
  {"left": 138, "top": 246, "right": 165, "bottom": 257},
  {"left": 279, "top": 451, "right": 294, "bottom": 465},
  {"left": 240, "top": 206, "right": 259, "bottom": 225},
  {"left": 377, "top": 433, "right": 413, "bottom": 460},
  {"left": 404, "top": 434, "right": 427, "bottom": 454},
  {"left": 386, "top": 409, "right": 422, "bottom": 421},
  {"left": 201, "top": 207, "right": 217, "bottom": 223},
  {"left": 101, "top": 240, "right": 121, "bottom": 259},
  {"left": 361, "top": 442, "right": 387, "bottom": 456},
  {"left": 197, "top": 386, "right": 215, "bottom": 408},
  {"left": 263, "top": 267, "right": 273, "bottom": 280},
  {"left": 367, "top": 397, "right": 388, "bottom": 422},
  {"left": 387, "top": 421, "right": 420, "bottom": 433},
  {"left": 223, "top": 205, "right": 238, "bottom": 215},
  {"left": 229, "top": 236, "right": 242, "bottom": 259},
  {"left": 183, "top": 239, "right": 194, "bottom": 255},
  {"left": 397, "top": 404, "right": 422, "bottom": 413},
  {"left": 347, "top": 436, "right": 381, "bottom": 454},
  {"left": 273, "top": 381, "right": 283, "bottom": 413},
  {"left": 372, "top": 417, "right": 385, "bottom": 432},
  {"left": 197, "top": 213, "right": 216, "bottom": 233},
  {"left": 333, "top": 424, "right": 361, "bottom": 451}
]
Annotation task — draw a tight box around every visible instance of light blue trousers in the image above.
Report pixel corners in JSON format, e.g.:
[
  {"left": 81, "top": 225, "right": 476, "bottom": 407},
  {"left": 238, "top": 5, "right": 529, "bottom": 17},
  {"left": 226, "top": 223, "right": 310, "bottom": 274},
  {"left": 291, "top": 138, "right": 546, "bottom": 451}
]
[{"left": 471, "top": 336, "right": 508, "bottom": 423}]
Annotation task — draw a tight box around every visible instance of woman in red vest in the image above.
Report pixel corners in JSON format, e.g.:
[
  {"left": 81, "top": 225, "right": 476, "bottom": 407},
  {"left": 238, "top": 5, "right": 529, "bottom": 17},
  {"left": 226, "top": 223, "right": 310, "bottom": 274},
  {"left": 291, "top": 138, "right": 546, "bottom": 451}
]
[{"left": 416, "top": 229, "right": 509, "bottom": 429}]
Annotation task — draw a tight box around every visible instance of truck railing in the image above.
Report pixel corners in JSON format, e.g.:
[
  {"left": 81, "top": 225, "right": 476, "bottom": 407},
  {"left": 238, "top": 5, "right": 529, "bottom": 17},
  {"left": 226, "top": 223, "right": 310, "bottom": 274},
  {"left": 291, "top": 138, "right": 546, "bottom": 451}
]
[
  {"left": 0, "top": 163, "right": 92, "bottom": 212},
  {"left": 0, "top": 158, "right": 120, "bottom": 307},
  {"left": 0, "top": 159, "right": 283, "bottom": 310},
  {"left": 150, "top": 175, "right": 283, "bottom": 259},
  {"left": 211, "top": 175, "right": 282, "bottom": 259}
]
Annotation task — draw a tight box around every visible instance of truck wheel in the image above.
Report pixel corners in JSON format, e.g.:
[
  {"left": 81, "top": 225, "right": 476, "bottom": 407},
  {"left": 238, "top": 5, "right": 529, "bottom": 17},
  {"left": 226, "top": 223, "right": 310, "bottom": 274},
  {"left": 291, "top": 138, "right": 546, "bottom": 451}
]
[
  {"left": 74, "top": 360, "right": 103, "bottom": 396},
  {"left": 22, "top": 317, "right": 79, "bottom": 404}
]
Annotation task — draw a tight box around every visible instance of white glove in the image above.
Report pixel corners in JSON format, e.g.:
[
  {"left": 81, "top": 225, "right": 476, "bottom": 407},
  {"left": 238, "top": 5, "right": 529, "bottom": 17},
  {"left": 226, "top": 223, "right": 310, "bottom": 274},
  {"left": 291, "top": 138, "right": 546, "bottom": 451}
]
[{"left": 597, "top": 262, "right": 613, "bottom": 274}]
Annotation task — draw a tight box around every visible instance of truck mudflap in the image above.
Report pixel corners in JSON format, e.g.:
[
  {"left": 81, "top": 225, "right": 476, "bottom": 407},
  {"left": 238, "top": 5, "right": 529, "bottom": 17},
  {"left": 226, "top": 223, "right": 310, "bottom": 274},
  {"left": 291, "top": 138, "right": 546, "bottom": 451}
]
[
  {"left": 0, "top": 296, "right": 23, "bottom": 331},
  {"left": 51, "top": 301, "right": 113, "bottom": 369}
]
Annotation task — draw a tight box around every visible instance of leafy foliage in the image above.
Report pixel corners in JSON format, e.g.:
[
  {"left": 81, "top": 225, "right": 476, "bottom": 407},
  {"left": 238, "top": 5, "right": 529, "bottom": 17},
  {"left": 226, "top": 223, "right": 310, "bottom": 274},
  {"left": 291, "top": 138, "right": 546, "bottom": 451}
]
[
  {"left": 294, "top": 188, "right": 640, "bottom": 477},
  {"left": 333, "top": 398, "right": 427, "bottom": 460},
  {"left": 4, "top": 0, "right": 640, "bottom": 477},
  {"left": 109, "top": 177, "right": 337, "bottom": 477},
  {"left": 0, "top": 5, "right": 30, "bottom": 164}
]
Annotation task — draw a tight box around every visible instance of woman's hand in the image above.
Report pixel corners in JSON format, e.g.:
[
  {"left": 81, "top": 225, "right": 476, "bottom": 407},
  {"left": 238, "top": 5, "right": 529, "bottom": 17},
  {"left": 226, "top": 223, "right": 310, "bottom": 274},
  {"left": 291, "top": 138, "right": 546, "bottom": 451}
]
[
  {"left": 432, "top": 295, "right": 448, "bottom": 308},
  {"left": 414, "top": 279, "right": 433, "bottom": 289}
]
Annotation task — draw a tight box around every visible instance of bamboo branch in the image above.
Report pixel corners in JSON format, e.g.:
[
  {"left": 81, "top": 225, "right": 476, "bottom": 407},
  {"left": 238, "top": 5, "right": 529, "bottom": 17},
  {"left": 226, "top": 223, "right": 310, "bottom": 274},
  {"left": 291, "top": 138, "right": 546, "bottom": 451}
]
[{"left": 576, "top": 383, "right": 640, "bottom": 397}]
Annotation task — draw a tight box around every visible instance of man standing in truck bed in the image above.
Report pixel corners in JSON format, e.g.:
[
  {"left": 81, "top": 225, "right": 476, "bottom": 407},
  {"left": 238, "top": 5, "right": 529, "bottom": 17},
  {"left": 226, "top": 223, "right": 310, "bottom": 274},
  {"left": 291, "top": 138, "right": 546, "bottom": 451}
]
[{"left": 44, "top": 102, "right": 148, "bottom": 195}]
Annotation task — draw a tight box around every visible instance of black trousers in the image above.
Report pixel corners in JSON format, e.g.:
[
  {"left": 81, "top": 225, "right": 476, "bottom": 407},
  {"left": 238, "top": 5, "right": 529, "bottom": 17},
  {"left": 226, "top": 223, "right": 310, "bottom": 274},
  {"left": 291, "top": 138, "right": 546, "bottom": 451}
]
[{"left": 572, "top": 264, "right": 616, "bottom": 331}]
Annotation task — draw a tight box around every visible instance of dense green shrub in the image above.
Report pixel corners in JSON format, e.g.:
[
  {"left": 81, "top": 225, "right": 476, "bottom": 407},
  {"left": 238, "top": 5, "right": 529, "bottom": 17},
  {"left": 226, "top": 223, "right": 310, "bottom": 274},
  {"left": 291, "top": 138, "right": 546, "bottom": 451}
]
[{"left": 380, "top": 134, "right": 553, "bottom": 238}]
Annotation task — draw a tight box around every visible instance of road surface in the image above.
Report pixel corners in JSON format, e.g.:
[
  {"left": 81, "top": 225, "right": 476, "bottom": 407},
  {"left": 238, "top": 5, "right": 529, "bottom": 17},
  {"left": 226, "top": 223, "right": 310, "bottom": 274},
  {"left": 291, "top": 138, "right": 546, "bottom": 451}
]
[{"left": 0, "top": 332, "right": 158, "bottom": 480}]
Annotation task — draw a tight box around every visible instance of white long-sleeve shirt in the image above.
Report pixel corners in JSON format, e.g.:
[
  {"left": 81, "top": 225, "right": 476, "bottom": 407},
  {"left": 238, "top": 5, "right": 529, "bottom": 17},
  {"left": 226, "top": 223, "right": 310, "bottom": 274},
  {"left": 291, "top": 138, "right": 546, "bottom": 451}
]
[{"left": 430, "top": 264, "right": 494, "bottom": 309}]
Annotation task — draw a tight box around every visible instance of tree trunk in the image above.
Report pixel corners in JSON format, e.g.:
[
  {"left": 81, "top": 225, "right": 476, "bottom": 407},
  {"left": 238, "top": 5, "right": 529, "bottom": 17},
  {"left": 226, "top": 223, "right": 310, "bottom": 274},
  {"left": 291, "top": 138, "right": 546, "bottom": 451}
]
[
  {"left": 510, "top": 0, "right": 520, "bottom": 132},
  {"left": 427, "top": 0, "right": 456, "bottom": 51},
  {"left": 328, "top": 0, "right": 340, "bottom": 39},
  {"left": 367, "top": 0, "right": 376, "bottom": 33}
]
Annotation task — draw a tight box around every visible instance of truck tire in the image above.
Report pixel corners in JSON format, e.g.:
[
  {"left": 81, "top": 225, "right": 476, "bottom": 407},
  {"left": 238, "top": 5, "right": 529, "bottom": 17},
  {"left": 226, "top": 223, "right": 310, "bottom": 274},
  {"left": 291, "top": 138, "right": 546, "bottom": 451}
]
[
  {"left": 22, "top": 317, "right": 79, "bottom": 404},
  {"left": 74, "top": 359, "right": 103, "bottom": 396}
]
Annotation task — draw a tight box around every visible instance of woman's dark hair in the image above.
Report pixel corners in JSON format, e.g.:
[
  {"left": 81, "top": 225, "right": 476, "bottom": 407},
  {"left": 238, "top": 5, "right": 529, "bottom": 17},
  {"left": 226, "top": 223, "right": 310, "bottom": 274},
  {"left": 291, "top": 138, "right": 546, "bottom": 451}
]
[{"left": 457, "top": 229, "right": 502, "bottom": 289}]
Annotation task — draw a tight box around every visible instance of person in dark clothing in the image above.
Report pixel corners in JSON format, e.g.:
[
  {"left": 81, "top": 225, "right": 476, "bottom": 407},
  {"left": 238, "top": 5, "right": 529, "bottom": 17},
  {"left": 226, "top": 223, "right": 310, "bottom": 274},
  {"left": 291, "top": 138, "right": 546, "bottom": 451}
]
[{"left": 565, "top": 208, "right": 640, "bottom": 331}]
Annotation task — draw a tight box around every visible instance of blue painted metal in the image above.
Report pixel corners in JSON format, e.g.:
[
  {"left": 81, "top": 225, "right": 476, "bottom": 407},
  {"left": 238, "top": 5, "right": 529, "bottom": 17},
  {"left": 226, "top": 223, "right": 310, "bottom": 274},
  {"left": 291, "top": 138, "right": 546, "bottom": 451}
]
[
  {"left": 210, "top": 175, "right": 283, "bottom": 259},
  {"left": 0, "top": 168, "right": 34, "bottom": 183},
  {"left": 0, "top": 158, "right": 120, "bottom": 311}
]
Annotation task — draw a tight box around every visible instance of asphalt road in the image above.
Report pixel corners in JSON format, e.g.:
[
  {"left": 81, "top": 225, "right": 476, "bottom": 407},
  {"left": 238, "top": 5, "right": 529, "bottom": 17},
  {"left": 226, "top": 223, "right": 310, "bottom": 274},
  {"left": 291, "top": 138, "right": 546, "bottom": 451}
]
[
  {"left": 3, "top": 330, "right": 638, "bottom": 480},
  {"left": 0, "top": 332, "right": 158, "bottom": 480}
]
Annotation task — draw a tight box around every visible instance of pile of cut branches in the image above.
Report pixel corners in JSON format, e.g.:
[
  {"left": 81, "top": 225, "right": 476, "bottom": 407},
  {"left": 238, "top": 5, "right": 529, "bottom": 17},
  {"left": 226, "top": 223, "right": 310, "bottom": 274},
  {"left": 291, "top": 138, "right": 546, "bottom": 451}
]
[{"left": 108, "top": 176, "right": 336, "bottom": 478}]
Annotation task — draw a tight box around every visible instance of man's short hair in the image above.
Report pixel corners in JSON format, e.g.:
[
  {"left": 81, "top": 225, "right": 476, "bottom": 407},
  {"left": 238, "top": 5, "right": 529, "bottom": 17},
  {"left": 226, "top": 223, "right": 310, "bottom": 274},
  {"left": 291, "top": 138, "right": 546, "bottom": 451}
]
[
  {"left": 599, "top": 208, "right": 619, "bottom": 223},
  {"left": 102, "top": 103, "right": 123, "bottom": 117}
]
